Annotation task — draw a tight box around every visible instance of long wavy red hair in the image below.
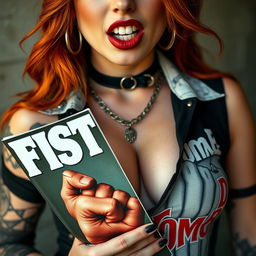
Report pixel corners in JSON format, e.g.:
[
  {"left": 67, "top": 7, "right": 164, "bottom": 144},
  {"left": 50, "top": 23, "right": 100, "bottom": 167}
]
[{"left": 0, "top": 0, "right": 232, "bottom": 129}]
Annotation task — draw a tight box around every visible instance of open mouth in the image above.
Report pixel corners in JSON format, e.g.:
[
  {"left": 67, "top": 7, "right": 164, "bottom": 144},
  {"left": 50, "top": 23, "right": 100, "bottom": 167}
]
[
  {"left": 110, "top": 25, "right": 140, "bottom": 41},
  {"left": 107, "top": 19, "right": 144, "bottom": 49}
]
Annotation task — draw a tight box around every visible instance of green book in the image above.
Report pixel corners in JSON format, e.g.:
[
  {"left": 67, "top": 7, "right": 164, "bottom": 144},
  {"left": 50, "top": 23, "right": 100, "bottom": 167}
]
[{"left": 2, "top": 108, "right": 170, "bottom": 255}]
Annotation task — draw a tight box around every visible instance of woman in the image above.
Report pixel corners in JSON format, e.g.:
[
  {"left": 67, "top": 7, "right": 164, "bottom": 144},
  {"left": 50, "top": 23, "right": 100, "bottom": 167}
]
[{"left": 0, "top": 0, "right": 256, "bottom": 255}]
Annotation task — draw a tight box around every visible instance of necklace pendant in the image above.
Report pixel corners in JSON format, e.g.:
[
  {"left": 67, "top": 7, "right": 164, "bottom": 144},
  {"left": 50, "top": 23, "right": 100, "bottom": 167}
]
[{"left": 125, "top": 127, "right": 137, "bottom": 143}]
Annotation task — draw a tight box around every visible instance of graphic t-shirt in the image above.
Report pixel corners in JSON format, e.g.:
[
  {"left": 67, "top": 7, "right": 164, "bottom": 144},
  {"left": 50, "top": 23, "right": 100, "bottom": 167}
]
[
  {"left": 150, "top": 134, "right": 228, "bottom": 255},
  {"left": 144, "top": 57, "right": 230, "bottom": 255}
]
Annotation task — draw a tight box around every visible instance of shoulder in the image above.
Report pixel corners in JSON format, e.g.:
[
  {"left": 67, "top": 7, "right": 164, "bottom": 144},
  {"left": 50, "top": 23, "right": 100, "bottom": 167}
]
[
  {"left": 222, "top": 77, "right": 254, "bottom": 139},
  {"left": 222, "top": 78, "right": 256, "bottom": 188},
  {"left": 7, "top": 108, "right": 58, "bottom": 135},
  {"left": 2, "top": 108, "right": 58, "bottom": 180},
  {"left": 223, "top": 77, "right": 248, "bottom": 107}
]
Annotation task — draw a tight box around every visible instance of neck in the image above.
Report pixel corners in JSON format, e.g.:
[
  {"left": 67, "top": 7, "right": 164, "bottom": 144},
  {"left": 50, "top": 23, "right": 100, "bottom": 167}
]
[{"left": 90, "top": 50, "right": 155, "bottom": 77}]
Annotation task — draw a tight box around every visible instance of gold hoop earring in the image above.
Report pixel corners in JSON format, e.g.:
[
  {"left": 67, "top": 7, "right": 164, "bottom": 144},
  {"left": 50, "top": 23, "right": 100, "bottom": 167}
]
[
  {"left": 158, "top": 28, "right": 176, "bottom": 51},
  {"left": 65, "top": 30, "right": 82, "bottom": 55}
]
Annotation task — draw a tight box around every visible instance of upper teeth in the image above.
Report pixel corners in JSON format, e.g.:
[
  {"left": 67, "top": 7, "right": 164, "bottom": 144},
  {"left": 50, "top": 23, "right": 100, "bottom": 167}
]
[{"left": 113, "top": 26, "right": 137, "bottom": 35}]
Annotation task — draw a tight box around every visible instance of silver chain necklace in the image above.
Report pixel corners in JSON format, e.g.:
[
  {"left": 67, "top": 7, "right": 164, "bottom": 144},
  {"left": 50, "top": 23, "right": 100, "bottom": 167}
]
[{"left": 90, "top": 73, "right": 162, "bottom": 143}]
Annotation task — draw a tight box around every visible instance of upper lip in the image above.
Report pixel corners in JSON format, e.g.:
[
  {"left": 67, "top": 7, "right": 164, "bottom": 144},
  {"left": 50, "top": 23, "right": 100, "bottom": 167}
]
[{"left": 107, "top": 19, "right": 143, "bottom": 34}]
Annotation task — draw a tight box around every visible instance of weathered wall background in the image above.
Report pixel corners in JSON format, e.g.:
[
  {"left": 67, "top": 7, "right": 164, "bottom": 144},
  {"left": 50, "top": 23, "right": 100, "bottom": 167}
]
[
  {"left": 200, "top": 0, "right": 256, "bottom": 118},
  {"left": 0, "top": 0, "right": 255, "bottom": 255}
]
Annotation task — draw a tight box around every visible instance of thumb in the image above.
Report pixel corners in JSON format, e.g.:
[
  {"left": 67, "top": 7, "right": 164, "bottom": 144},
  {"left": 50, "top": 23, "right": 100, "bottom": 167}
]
[{"left": 60, "top": 170, "right": 96, "bottom": 213}]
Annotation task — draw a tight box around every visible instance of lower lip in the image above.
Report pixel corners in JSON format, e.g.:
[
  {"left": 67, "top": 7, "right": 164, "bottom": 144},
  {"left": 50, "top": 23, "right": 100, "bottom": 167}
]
[{"left": 107, "top": 31, "right": 144, "bottom": 50}]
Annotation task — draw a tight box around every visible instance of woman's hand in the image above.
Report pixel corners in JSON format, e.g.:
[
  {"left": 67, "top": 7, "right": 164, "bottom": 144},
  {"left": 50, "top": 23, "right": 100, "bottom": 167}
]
[
  {"left": 68, "top": 224, "right": 167, "bottom": 256},
  {"left": 60, "top": 170, "right": 144, "bottom": 244}
]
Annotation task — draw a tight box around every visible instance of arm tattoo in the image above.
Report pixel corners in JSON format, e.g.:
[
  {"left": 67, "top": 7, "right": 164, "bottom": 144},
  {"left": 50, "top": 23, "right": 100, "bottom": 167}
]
[
  {"left": 233, "top": 233, "right": 256, "bottom": 256},
  {"left": 2, "top": 125, "right": 20, "bottom": 170},
  {"left": 0, "top": 244, "right": 39, "bottom": 256},
  {"left": 1, "top": 122, "right": 46, "bottom": 255},
  {"left": 2, "top": 123, "right": 46, "bottom": 170},
  {"left": 0, "top": 178, "right": 44, "bottom": 255}
]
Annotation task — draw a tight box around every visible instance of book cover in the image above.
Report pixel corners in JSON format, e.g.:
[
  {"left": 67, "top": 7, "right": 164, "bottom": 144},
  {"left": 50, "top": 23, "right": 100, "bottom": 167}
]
[{"left": 2, "top": 108, "right": 170, "bottom": 255}]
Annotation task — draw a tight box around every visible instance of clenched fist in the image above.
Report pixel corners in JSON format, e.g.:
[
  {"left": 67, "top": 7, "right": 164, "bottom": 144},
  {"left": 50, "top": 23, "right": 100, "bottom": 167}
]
[{"left": 60, "top": 170, "right": 144, "bottom": 244}]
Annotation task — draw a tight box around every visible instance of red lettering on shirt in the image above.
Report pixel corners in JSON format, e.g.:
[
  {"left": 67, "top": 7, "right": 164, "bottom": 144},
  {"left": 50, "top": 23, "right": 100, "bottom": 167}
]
[{"left": 152, "top": 176, "right": 228, "bottom": 252}]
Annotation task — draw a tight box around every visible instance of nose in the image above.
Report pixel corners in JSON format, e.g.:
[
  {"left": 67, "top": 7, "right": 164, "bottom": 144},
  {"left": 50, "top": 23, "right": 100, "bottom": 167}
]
[{"left": 111, "top": 0, "right": 136, "bottom": 14}]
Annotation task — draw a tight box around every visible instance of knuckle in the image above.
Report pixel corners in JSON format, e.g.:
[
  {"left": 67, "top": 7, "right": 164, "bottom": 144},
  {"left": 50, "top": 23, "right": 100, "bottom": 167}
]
[
  {"left": 98, "top": 183, "right": 114, "bottom": 191},
  {"left": 129, "top": 196, "right": 139, "bottom": 203},
  {"left": 82, "top": 189, "right": 95, "bottom": 196},
  {"left": 129, "top": 197, "right": 142, "bottom": 208},
  {"left": 115, "top": 190, "right": 129, "bottom": 197},
  {"left": 117, "top": 236, "right": 129, "bottom": 250},
  {"left": 107, "top": 198, "right": 119, "bottom": 211},
  {"left": 132, "top": 197, "right": 140, "bottom": 204}
]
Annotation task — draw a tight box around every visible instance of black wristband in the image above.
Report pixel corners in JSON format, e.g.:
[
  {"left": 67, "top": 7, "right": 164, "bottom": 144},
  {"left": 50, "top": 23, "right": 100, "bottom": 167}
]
[{"left": 229, "top": 185, "right": 256, "bottom": 199}]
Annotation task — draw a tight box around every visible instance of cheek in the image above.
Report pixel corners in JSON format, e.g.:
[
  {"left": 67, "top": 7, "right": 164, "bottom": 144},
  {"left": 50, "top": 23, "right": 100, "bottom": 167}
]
[
  {"left": 75, "top": 0, "right": 103, "bottom": 33},
  {"left": 147, "top": 0, "right": 165, "bottom": 18},
  {"left": 143, "top": 0, "right": 166, "bottom": 33}
]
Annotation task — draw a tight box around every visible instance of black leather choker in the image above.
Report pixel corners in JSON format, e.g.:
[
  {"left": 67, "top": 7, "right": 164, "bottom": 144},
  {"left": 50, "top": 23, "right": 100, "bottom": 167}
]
[{"left": 88, "top": 58, "right": 159, "bottom": 90}]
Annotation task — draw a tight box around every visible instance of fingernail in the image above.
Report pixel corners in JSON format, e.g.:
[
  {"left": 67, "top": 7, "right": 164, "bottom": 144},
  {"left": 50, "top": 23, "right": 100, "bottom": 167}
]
[
  {"left": 63, "top": 171, "right": 72, "bottom": 178},
  {"left": 159, "top": 239, "right": 167, "bottom": 247},
  {"left": 145, "top": 224, "right": 157, "bottom": 233},
  {"left": 153, "top": 231, "right": 161, "bottom": 239},
  {"left": 80, "top": 177, "right": 91, "bottom": 185}
]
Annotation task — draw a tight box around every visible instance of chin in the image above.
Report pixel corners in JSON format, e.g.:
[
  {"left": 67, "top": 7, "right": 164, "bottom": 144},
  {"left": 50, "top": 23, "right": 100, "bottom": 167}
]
[
  {"left": 111, "top": 56, "right": 140, "bottom": 66},
  {"left": 109, "top": 50, "right": 150, "bottom": 66}
]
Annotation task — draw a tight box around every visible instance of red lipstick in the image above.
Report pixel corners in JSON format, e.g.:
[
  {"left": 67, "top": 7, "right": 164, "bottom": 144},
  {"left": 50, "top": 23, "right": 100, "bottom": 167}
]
[{"left": 107, "top": 19, "right": 144, "bottom": 50}]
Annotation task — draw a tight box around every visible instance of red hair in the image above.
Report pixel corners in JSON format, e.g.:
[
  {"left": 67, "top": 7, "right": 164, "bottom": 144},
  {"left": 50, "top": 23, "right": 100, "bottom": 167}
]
[{"left": 0, "top": 0, "right": 232, "bottom": 129}]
